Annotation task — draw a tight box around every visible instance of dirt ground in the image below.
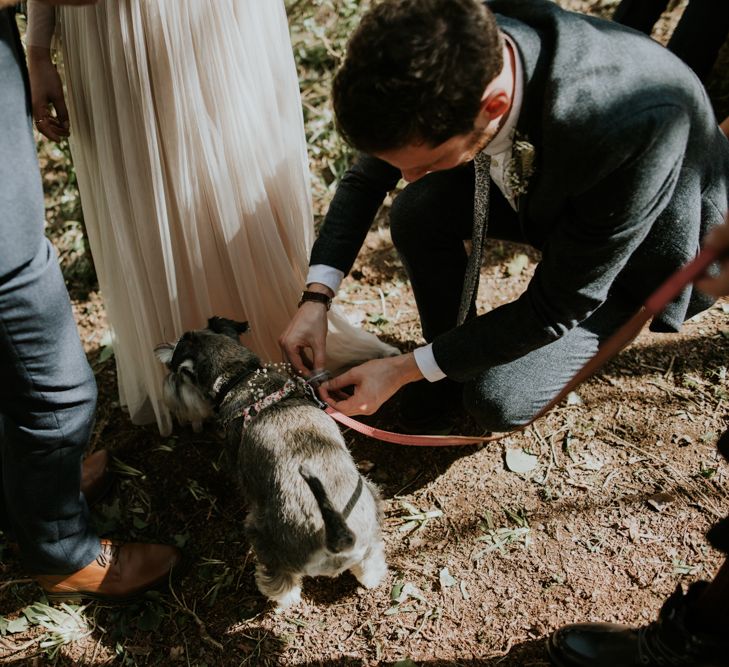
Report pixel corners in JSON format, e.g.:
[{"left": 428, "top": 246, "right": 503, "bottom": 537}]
[{"left": 2, "top": 1, "right": 729, "bottom": 665}]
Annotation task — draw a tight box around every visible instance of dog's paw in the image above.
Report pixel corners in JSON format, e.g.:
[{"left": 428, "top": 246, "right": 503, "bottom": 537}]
[
  {"left": 273, "top": 586, "right": 302, "bottom": 610},
  {"left": 352, "top": 551, "right": 387, "bottom": 589},
  {"left": 357, "top": 567, "right": 387, "bottom": 589}
]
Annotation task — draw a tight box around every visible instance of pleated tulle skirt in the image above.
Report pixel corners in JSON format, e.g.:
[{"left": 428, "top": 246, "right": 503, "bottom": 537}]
[{"left": 58, "top": 0, "right": 396, "bottom": 435}]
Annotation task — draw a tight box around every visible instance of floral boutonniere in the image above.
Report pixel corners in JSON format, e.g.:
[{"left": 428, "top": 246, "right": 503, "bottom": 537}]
[{"left": 504, "top": 131, "right": 536, "bottom": 199}]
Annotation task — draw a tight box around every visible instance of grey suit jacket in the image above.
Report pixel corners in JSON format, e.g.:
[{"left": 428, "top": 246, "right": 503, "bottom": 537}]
[{"left": 310, "top": 0, "right": 729, "bottom": 382}]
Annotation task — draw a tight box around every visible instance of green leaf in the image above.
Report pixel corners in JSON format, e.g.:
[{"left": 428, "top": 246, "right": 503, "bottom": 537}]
[
  {"left": 3, "top": 616, "right": 28, "bottom": 634},
  {"left": 285, "top": 616, "right": 309, "bottom": 628},
  {"left": 6, "top": 616, "right": 28, "bottom": 634},
  {"left": 173, "top": 532, "right": 190, "bottom": 548},
  {"left": 98, "top": 344, "right": 115, "bottom": 364},
  {"left": 505, "top": 253, "right": 530, "bottom": 277},
  {"left": 137, "top": 604, "right": 164, "bottom": 632},
  {"left": 700, "top": 465, "right": 717, "bottom": 479}
]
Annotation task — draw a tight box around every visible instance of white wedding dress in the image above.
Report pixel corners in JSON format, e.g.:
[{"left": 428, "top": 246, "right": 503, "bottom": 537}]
[{"left": 27, "top": 0, "right": 396, "bottom": 436}]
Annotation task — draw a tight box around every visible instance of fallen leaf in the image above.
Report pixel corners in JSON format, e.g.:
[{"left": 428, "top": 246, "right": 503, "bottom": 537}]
[
  {"left": 439, "top": 567, "right": 456, "bottom": 589},
  {"left": 566, "top": 391, "right": 583, "bottom": 406},
  {"left": 505, "top": 447, "right": 538, "bottom": 474},
  {"left": 646, "top": 492, "right": 674, "bottom": 513},
  {"left": 460, "top": 580, "right": 470, "bottom": 600},
  {"left": 579, "top": 453, "right": 604, "bottom": 471},
  {"left": 6, "top": 616, "right": 28, "bottom": 634}
]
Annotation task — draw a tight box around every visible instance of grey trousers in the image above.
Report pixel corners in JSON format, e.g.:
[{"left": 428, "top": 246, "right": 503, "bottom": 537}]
[
  {"left": 390, "top": 163, "right": 639, "bottom": 432},
  {"left": 0, "top": 8, "right": 99, "bottom": 574}
]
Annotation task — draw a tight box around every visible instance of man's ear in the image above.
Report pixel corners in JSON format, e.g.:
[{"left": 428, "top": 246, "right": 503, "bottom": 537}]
[
  {"left": 477, "top": 88, "right": 510, "bottom": 125},
  {"left": 207, "top": 316, "right": 250, "bottom": 340}
]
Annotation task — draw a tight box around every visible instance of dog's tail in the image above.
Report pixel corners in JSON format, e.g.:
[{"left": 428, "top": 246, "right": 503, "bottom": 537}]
[{"left": 299, "top": 464, "right": 355, "bottom": 553}]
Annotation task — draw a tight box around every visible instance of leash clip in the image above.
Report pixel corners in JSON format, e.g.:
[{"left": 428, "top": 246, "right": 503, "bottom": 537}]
[{"left": 302, "top": 369, "right": 330, "bottom": 409}]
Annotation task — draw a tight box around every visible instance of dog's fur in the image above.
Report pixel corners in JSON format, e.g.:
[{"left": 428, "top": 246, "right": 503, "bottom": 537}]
[{"left": 155, "top": 317, "right": 387, "bottom": 607}]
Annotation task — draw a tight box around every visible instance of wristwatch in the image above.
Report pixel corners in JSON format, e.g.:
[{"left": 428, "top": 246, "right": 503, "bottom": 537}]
[{"left": 298, "top": 290, "right": 332, "bottom": 310}]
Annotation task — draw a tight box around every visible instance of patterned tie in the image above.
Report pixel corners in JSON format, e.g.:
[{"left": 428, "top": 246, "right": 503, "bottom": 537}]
[{"left": 457, "top": 151, "right": 491, "bottom": 326}]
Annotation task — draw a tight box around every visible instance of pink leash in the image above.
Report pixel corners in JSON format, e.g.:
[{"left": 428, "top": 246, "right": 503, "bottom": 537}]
[{"left": 323, "top": 246, "right": 721, "bottom": 446}]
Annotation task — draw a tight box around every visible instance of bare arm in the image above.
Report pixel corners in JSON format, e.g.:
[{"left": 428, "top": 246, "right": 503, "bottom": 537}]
[
  {"left": 26, "top": 1, "right": 70, "bottom": 141},
  {"left": 26, "top": 1, "right": 56, "bottom": 49}
]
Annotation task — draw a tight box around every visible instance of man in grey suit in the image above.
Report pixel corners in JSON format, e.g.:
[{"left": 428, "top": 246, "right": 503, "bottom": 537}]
[
  {"left": 1, "top": 0, "right": 179, "bottom": 601},
  {"left": 281, "top": 0, "right": 728, "bottom": 431},
  {"left": 279, "top": 1, "right": 728, "bottom": 662}
]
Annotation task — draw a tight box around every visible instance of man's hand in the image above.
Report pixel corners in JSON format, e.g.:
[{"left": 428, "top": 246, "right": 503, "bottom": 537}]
[
  {"left": 319, "top": 353, "right": 424, "bottom": 416},
  {"left": 27, "top": 46, "right": 69, "bottom": 142},
  {"left": 279, "top": 284, "right": 333, "bottom": 376},
  {"left": 696, "top": 218, "right": 729, "bottom": 297}
]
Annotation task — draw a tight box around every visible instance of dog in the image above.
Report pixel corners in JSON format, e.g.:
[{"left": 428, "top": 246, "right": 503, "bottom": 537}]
[{"left": 154, "top": 317, "right": 387, "bottom": 608}]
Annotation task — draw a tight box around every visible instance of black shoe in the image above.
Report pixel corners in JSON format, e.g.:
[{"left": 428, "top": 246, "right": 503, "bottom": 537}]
[
  {"left": 547, "top": 583, "right": 728, "bottom": 666},
  {"left": 707, "top": 430, "right": 729, "bottom": 553},
  {"left": 397, "top": 378, "right": 462, "bottom": 434}
]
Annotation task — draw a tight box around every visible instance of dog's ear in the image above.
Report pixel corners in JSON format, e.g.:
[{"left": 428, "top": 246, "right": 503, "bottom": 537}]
[
  {"left": 207, "top": 317, "right": 250, "bottom": 340},
  {"left": 154, "top": 343, "right": 175, "bottom": 366}
]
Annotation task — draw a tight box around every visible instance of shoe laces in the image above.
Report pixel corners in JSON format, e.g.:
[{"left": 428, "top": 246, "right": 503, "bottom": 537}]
[
  {"left": 95, "top": 542, "right": 120, "bottom": 568},
  {"left": 636, "top": 621, "right": 687, "bottom": 666}
]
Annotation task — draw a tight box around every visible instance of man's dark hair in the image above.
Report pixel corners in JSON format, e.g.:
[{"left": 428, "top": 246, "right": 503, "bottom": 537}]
[{"left": 332, "top": 0, "right": 503, "bottom": 153}]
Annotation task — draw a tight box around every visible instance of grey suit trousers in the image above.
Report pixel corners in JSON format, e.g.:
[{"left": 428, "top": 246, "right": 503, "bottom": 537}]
[{"left": 1, "top": 8, "right": 99, "bottom": 574}]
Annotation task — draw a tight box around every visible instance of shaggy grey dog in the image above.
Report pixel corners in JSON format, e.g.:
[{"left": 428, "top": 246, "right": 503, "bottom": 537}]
[{"left": 155, "top": 317, "right": 386, "bottom": 608}]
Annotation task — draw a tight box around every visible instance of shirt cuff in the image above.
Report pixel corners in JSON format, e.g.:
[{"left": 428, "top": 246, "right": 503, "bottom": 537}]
[
  {"left": 307, "top": 265, "right": 344, "bottom": 294},
  {"left": 413, "top": 344, "right": 447, "bottom": 382}
]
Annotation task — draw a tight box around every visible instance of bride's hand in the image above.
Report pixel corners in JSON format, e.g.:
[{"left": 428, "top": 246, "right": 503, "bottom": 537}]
[{"left": 27, "top": 46, "right": 69, "bottom": 142}]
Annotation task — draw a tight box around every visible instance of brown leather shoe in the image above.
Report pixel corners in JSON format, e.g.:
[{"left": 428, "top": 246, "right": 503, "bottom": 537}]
[
  {"left": 35, "top": 540, "right": 182, "bottom": 603},
  {"left": 81, "top": 449, "right": 113, "bottom": 506}
]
